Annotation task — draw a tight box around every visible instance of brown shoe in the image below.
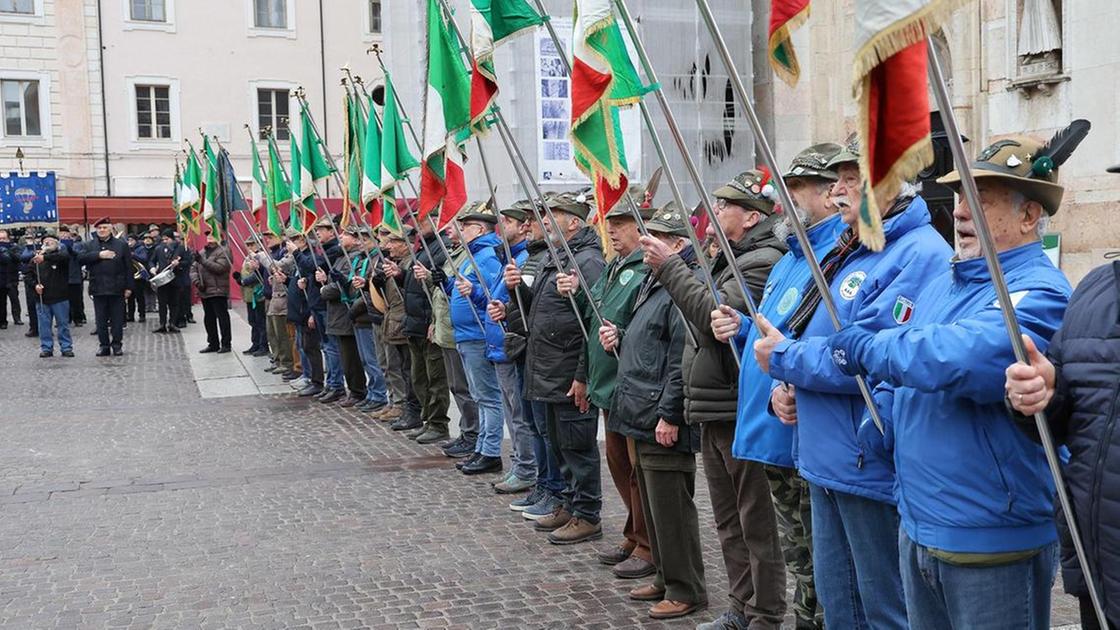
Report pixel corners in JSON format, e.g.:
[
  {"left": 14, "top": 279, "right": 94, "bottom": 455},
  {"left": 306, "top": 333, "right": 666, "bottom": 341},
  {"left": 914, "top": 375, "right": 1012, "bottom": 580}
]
[
  {"left": 596, "top": 544, "right": 633, "bottom": 566},
  {"left": 375, "top": 405, "right": 402, "bottom": 421},
  {"left": 338, "top": 395, "right": 361, "bottom": 408},
  {"left": 648, "top": 599, "right": 705, "bottom": 620},
  {"left": 547, "top": 517, "right": 603, "bottom": 545},
  {"left": 628, "top": 584, "right": 666, "bottom": 602},
  {"left": 612, "top": 555, "right": 656, "bottom": 579},
  {"left": 532, "top": 507, "right": 573, "bottom": 532}
]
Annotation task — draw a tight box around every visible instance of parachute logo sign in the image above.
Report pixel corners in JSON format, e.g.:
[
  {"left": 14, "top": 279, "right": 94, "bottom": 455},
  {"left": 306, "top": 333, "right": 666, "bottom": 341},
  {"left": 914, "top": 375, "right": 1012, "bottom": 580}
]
[{"left": 0, "top": 171, "right": 57, "bottom": 228}]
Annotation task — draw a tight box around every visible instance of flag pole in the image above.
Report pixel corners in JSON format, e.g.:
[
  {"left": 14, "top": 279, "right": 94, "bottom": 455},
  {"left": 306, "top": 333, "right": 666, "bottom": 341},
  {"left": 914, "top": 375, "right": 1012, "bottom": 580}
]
[
  {"left": 925, "top": 36, "right": 1107, "bottom": 627},
  {"left": 346, "top": 72, "right": 486, "bottom": 334},
  {"left": 267, "top": 125, "right": 325, "bottom": 281},
  {"left": 688, "top": 0, "right": 885, "bottom": 432},
  {"left": 424, "top": 0, "right": 612, "bottom": 337},
  {"left": 530, "top": 0, "right": 727, "bottom": 361}
]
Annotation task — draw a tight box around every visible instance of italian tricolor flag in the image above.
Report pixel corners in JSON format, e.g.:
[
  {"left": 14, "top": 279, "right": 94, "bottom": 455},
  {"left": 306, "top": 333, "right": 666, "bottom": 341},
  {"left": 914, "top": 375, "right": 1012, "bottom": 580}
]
[
  {"left": 469, "top": 0, "right": 543, "bottom": 129},
  {"left": 571, "top": 0, "right": 645, "bottom": 218},
  {"left": 769, "top": 0, "right": 810, "bottom": 86},
  {"left": 420, "top": 0, "right": 472, "bottom": 229},
  {"left": 249, "top": 135, "right": 267, "bottom": 226},
  {"left": 379, "top": 75, "right": 419, "bottom": 235},
  {"left": 853, "top": 0, "right": 957, "bottom": 250}
]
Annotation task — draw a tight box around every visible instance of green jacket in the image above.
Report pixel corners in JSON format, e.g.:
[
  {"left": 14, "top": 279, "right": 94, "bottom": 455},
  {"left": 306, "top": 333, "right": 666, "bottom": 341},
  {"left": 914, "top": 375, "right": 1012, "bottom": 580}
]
[{"left": 578, "top": 248, "right": 649, "bottom": 410}]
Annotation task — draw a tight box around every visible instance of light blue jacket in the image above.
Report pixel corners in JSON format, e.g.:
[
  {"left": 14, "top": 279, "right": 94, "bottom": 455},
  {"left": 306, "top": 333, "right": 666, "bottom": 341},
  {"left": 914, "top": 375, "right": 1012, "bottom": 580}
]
[
  {"left": 447, "top": 232, "right": 504, "bottom": 344},
  {"left": 768, "top": 196, "right": 952, "bottom": 503},
  {"left": 731, "top": 214, "right": 846, "bottom": 467},
  {"left": 839, "top": 242, "right": 1071, "bottom": 552},
  {"left": 486, "top": 239, "right": 529, "bottom": 363}
]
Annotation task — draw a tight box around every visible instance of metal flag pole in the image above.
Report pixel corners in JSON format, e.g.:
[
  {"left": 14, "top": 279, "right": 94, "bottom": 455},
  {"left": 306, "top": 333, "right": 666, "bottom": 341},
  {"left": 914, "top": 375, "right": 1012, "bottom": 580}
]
[
  {"left": 428, "top": 0, "right": 612, "bottom": 334},
  {"left": 926, "top": 36, "right": 1108, "bottom": 627},
  {"left": 265, "top": 126, "right": 326, "bottom": 285},
  {"left": 472, "top": 125, "right": 530, "bottom": 324},
  {"left": 347, "top": 71, "right": 486, "bottom": 334},
  {"left": 689, "top": 0, "right": 884, "bottom": 432},
  {"left": 367, "top": 45, "right": 581, "bottom": 340}
]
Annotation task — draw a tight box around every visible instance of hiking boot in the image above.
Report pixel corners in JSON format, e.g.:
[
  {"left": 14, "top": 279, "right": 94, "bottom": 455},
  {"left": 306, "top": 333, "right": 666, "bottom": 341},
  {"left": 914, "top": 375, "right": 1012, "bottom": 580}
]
[
  {"left": 613, "top": 555, "right": 656, "bottom": 579},
  {"left": 376, "top": 405, "right": 402, "bottom": 421},
  {"left": 456, "top": 453, "right": 481, "bottom": 471},
  {"left": 547, "top": 517, "right": 602, "bottom": 545},
  {"left": 522, "top": 494, "right": 564, "bottom": 521},
  {"left": 695, "top": 610, "right": 749, "bottom": 630},
  {"left": 390, "top": 417, "right": 422, "bottom": 432},
  {"left": 404, "top": 425, "right": 427, "bottom": 439},
  {"left": 494, "top": 475, "right": 534, "bottom": 494},
  {"left": 510, "top": 487, "right": 547, "bottom": 512},
  {"left": 597, "top": 544, "right": 633, "bottom": 566},
  {"left": 532, "top": 506, "right": 573, "bottom": 532},
  {"left": 461, "top": 455, "right": 502, "bottom": 476},
  {"left": 415, "top": 429, "right": 450, "bottom": 445}
]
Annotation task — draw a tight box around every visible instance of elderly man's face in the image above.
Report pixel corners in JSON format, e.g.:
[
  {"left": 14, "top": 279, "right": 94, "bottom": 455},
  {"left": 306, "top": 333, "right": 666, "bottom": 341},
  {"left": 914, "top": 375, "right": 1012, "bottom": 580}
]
[
  {"left": 952, "top": 181, "right": 1043, "bottom": 259},
  {"left": 96, "top": 224, "right": 112, "bottom": 239},
  {"left": 832, "top": 164, "right": 864, "bottom": 228}
]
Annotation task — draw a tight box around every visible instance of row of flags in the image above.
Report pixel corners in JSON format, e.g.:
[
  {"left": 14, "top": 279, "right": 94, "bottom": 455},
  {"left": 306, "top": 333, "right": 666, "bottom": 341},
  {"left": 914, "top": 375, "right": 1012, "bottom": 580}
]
[{"left": 169, "top": 0, "right": 956, "bottom": 252}]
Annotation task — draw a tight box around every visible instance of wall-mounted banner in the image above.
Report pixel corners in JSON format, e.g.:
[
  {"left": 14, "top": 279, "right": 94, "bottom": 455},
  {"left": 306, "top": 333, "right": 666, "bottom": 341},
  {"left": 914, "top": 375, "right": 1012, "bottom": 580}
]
[
  {"left": 0, "top": 171, "right": 57, "bottom": 228},
  {"left": 535, "top": 18, "right": 641, "bottom": 186}
]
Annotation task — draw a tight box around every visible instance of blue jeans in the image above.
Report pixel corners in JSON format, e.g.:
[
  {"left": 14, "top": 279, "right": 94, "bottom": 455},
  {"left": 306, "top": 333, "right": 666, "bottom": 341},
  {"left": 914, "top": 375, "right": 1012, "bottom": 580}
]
[
  {"left": 529, "top": 400, "right": 565, "bottom": 495},
  {"left": 809, "top": 483, "right": 908, "bottom": 630},
  {"left": 495, "top": 360, "right": 536, "bottom": 481},
  {"left": 456, "top": 340, "right": 504, "bottom": 458},
  {"left": 314, "top": 311, "right": 343, "bottom": 389},
  {"left": 37, "top": 300, "right": 71, "bottom": 353},
  {"left": 354, "top": 326, "right": 389, "bottom": 406},
  {"left": 295, "top": 325, "right": 311, "bottom": 377},
  {"left": 900, "top": 531, "right": 1057, "bottom": 630}
]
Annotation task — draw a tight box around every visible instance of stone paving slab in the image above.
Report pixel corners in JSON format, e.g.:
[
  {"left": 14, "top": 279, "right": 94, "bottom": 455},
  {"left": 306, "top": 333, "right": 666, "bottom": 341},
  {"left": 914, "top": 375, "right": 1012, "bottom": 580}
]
[{"left": 0, "top": 294, "right": 1084, "bottom": 629}]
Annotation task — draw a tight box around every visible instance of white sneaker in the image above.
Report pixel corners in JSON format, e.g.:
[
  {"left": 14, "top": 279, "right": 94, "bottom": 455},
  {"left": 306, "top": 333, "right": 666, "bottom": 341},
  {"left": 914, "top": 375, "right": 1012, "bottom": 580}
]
[{"left": 289, "top": 377, "right": 309, "bottom": 390}]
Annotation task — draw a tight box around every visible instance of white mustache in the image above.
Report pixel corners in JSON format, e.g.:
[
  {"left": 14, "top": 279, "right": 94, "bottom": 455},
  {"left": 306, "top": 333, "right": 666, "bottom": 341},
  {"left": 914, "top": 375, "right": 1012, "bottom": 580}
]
[{"left": 832, "top": 196, "right": 852, "bottom": 209}]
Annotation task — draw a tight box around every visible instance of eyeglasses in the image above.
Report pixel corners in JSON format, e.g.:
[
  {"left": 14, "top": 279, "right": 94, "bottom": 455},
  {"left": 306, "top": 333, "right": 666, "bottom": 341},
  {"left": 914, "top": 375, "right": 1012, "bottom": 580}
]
[{"left": 715, "top": 198, "right": 729, "bottom": 211}]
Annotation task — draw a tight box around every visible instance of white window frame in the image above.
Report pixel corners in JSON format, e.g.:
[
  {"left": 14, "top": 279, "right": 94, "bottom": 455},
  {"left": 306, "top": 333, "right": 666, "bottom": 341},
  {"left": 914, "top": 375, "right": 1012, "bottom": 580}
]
[
  {"left": 246, "top": 0, "right": 295, "bottom": 39},
  {"left": 0, "top": 69, "right": 51, "bottom": 148},
  {"left": 125, "top": 75, "right": 180, "bottom": 147},
  {"left": 0, "top": 0, "right": 43, "bottom": 24},
  {"left": 247, "top": 80, "right": 298, "bottom": 142},
  {"left": 122, "top": 0, "right": 176, "bottom": 33}
]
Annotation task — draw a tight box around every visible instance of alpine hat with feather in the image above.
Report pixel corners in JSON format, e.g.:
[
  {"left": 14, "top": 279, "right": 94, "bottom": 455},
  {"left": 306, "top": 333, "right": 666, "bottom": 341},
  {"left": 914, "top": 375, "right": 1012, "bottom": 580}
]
[{"left": 937, "top": 120, "right": 1090, "bottom": 216}]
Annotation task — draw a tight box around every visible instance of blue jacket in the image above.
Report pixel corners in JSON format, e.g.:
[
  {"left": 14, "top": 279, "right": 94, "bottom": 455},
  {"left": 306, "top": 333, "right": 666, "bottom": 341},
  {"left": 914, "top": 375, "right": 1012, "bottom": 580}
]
[
  {"left": 486, "top": 239, "right": 529, "bottom": 363},
  {"left": 768, "top": 196, "right": 951, "bottom": 503},
  {"left": 59, "top": 238, "right": 84, "bottom": 284},
  {"left": 732, "top": 214, "right": 846, "bottom": 467},
  {"left": 446, "top": 232, "right": 503, "bottom": 344},
  {"left": 835, "top": 242, "right": 1071, "bottom": 553}
]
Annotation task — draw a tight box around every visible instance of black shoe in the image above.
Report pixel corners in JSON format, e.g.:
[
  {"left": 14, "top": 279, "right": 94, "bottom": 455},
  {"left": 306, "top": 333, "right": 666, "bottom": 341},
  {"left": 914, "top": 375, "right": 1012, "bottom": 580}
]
[
  {"left": 462, "top": 455, "right": 503, "bottom": 476},
  {"left": 443, "top": 439, "right": 475, "bottom": 459},
  {"left": 24, "top": 330, "right": 36, "bottom": 337},
  {"left": 217, "top": 346, "right": 232, "bottom": 354},
  {"left": 241, "top": 347, "right": 257, "bottom": 355},
  {"left": 297, "top": 384, "right": 323, "bottom": 397},
  {"left": 0, "top": 323, "right": 6, "bottom": 329},
  {"left": 456, "top": 452, "right": 482, "bottom": 471},
  {"left": 251, "top": 349, "right": 269, "bottom": 357},
  {"left": 416, "top": 429, "right": 450, "bottom": 445},
  {"left": 404, "top": 425, "right": 427, "bottom": 439},
  {"left": 441, "top": 435, "right": 468, "bottom": 454},
  {"left": 61, "top": 350, "right": 74, "bottom": 358},
  {"left": 167, "top": 326, "right": 180, "bottom": 334},
  {"left": 39, "top": 351, "right": 52, "bottom": 358},
  {"left": 138, "top": 317, "right": 146, "bottom": 323},
  {"left": 199, "top": 346, "right": 219, "bottom": 354},
  {"left": 153, "top": 327, "right": 167, "bottom": 334},
  {"left": 125, "top": 316, "right": 135, "bottom": 323},
  {"left": 90, "top": 328, "right": 98, "bottom": 335},
  {"left": 281, "top": 371, "right": 300, "bottom": 381},
  {"left": 112, "top": 347, "right": 123, "bottom": 356},
  {"left": 314, "top": 387, "right": 336, "bottom": 401},
  {"left": 390, "top": 417, "right": 423, "bottom": 432},
  {"left": 13, "top": 318, "right": 22, "bottom": 325},
  {"left": 187, "top": 317, "right": 196, "bottom": 324},
  {"left": 95, "top": 348, "right": 110, "bottom": 357},
  {"left": 318, "top": 389, "right": 344, "bottom": 403}
]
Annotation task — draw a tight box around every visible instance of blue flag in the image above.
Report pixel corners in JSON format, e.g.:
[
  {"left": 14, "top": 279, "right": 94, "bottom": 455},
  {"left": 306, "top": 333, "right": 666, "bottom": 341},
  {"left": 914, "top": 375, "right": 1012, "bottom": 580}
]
[{"left": 0, "top": 171, "right": 57, "bottom": 228}]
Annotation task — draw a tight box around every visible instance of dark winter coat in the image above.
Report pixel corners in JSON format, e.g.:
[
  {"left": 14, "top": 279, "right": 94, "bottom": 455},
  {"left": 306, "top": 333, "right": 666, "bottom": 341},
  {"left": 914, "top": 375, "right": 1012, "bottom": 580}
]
[
  {"left": 0, "top": 242, "right": 16, "bottom": 286},
  {"left": 654, "top": 216, "right": 786, "bottom": 424},
  {"left": 319, "top": 247, "right": 367, "bottom": 336},
  {"left": 401, "top": 233, "right": 449, "bottom": 339},
  {"left": 151, "top": 241, "right": 186, "bottom": 276},
  {"left": 78, "top": 234, "right": 134, "bottom": 297},
  {"left": 33, "top": 247, "right": 70, "bottom": 304},
  {"left": 517, "top": 227, "right": 606, "bottom": 404},
  {"left": 60, "top": 238, "right": 84, "bottom": 284},
  {"left": 607, "top": 270, "right": 699, "bottom": 454},
  {"left": 1018, "top": 261, "right": 1120, "bottom": 622},
  {"left": 190, "top": 244, "right": 232, "bottom": 299}
]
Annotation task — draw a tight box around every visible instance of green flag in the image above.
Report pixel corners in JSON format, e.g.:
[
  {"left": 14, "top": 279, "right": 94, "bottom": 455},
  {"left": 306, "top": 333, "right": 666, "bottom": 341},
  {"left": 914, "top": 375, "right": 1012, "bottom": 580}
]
[
  {"left": 297, "top": 103, "right": 334, "bottom": 203},
  {"left": 360, "top": 95, "right": 383, "bottom": 218},
  {"left": 202, "top": 136, "right": 222, "bottom": 238},
  {"left": 182, "top": 148, "right": 203, "bottom": 234},
  {"left": 346, "top": 93, "right": 366, "bottom": 211},
  {"left": 250, "top": 135, "right": 266, "bottom": 219},
  {"left": 380, "top": 75, "right": 419, "bottom": 194},
  {"left": 265, "top": 136, "right": 288, "bottom": 237},
  {"left": 288, "top": 132, "right": 308, "bottom": 232}
]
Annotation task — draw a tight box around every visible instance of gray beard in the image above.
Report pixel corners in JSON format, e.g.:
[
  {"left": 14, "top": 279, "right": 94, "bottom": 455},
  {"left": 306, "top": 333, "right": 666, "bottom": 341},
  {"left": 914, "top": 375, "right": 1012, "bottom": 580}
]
[{"left": 772, "top": 206, "right": 811, "bottom": 241}]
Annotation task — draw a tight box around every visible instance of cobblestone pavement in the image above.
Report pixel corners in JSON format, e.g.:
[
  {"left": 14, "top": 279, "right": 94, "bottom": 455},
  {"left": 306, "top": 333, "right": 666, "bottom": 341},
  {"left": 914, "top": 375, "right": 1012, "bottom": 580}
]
[{"left": 0, "top": 304, "right": 1082, "bottom": 629}]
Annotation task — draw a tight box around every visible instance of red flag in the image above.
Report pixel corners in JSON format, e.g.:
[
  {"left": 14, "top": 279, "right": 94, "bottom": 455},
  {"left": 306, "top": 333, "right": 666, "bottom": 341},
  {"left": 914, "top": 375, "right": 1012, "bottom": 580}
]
[{"left": 769, "top": 0, "right": 810, "bottom": 86}]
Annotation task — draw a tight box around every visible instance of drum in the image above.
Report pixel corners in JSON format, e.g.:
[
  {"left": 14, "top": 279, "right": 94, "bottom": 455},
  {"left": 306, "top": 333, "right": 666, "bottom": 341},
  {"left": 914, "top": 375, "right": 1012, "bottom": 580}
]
[{"left": 150, "top": 267, "right": 175, "bottom": 288}]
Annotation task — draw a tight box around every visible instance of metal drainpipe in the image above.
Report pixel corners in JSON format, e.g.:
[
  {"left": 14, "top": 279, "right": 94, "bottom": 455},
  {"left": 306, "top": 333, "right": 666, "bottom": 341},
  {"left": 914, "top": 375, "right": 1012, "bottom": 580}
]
[
  {"left": 95, "top": 0, "right": 111, "bottom": 195},
  {"left": 318, "top": 0, "right": 329, "bottom": 197}
]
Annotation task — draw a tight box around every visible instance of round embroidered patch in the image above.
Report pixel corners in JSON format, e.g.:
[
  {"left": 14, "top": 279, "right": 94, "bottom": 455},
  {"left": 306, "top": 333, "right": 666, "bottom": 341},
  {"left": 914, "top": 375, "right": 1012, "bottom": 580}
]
[
  {"left": 839, "top": 271, "right": 866, "bottom": 301},
  {"left": 776, "top": 286, "right": 799, "bottom": 316},
  {"left": 619, "top": 269, "right": 635, "bottom": 286}
]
